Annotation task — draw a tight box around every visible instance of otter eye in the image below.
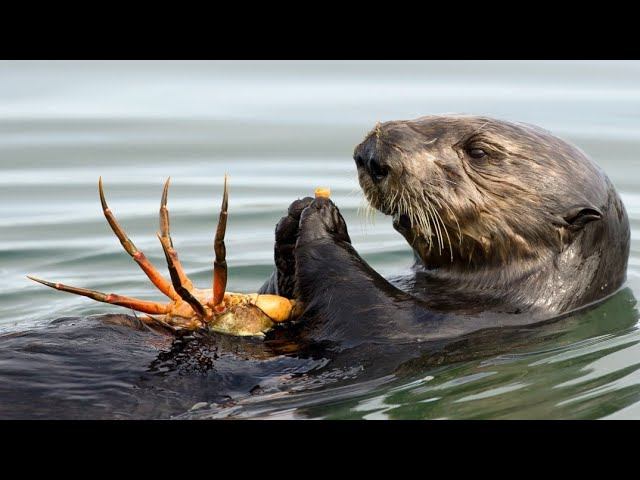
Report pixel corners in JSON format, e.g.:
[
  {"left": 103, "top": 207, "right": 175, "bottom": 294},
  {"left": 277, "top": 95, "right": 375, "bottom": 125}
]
[{"left": 468, "top": 148, "right": 487, "bottom": 159}]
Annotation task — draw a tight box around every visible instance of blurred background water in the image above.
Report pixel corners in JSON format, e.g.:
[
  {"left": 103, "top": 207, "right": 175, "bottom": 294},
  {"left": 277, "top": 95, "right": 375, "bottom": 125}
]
[{"left": 1, "top": 60, "right": 640, "bottom": 419}]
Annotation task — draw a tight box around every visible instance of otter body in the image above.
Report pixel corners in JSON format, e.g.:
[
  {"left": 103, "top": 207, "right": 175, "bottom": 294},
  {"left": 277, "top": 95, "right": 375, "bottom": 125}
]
[{"left": 260, "top": 115, "right": 630, "bottom": 344}]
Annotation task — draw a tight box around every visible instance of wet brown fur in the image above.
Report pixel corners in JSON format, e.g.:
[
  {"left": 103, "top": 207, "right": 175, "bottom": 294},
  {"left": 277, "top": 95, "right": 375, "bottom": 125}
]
[{"left": 354, "top": 115, "right": 630, "bottom": 315}]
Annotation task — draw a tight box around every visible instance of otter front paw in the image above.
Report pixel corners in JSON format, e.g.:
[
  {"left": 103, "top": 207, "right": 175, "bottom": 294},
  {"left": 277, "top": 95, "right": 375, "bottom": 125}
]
[
  {"left": 273, "top": 197, "right": 314, "bottom": 297},
  {"left": 297, "top": 197, "right": 351, "bottom": 247},
  {"left": 293, "top": 197, "right": 354, "bottom": 310}
]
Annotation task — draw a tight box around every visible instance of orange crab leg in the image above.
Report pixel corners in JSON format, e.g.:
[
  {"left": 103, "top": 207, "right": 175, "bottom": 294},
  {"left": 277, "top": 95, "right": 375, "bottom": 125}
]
[
  {"left": 159, "top": 178, "right": 194, "bottom": 291},
  {"left": 157, "top": 234, "right": 207, "bottom": 319},
  {"left": 27, "top": 275, "right": 170, "bottom": 315},
  {"left": 98, "top": 177, "right": 179, "bottom": 301},
  {"left": 212, "top": 174, "right": 229, "bottom": 307},
  {"left": 157, "top": 178, "right": 205, "bottom": 319}
]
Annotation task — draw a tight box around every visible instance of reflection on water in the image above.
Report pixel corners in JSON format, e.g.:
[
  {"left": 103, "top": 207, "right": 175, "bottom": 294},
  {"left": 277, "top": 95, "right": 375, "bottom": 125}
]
[{"left": 1, "top": 61, "right": 639, "bottom": 419}]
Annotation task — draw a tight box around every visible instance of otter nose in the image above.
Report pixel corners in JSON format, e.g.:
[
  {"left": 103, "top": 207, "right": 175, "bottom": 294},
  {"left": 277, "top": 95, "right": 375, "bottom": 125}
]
[
  {"left": 355, "top": 153, "right": 389, "bottom": 183},
  {"left": 354, "top": 133, "right": 390, "bottom": 182}
]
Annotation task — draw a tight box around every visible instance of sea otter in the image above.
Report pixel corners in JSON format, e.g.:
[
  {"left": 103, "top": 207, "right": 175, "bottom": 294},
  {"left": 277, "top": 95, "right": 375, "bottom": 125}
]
[
  {"left": 0, "top": 114, "right": 633, "bottom": 419},
  {"left": 259, "top": 115, "right": 630, "bottom": 344}
]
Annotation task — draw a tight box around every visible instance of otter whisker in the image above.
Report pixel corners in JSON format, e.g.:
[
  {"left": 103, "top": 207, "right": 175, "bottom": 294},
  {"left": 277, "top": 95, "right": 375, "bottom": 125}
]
[
  {"left": 428, "top": 194, "right": 453, "bottom": 261},
  {"left": 400, "top": 190, "right": 420, "bottom": 249},
  {"left": 362, "top": 179, "right": 454, "bottom": 257},
  {"left": 417, "top": 176, "right": 463, "bottom": 252},
  {"left": 368, "top": 205, "right": 380, "bottom": 223},
  {"left": 359, "top": 190, "right": 382, "bottom": 232},
  {"left": 434, "top": 200, "right": 454, "bottom": 259},
  {"left": 389, "top": 189, "right": 402, "bottom": 220},
  {"left": 415, "top": 204, "right": 432, "bottom": 250},
  {"left": 439, "top": 177, "right": 459, "bottom": 187},
  {"left": 357, "top": 197, "right": 370, "bottom": 232},
  {"left": 469, "top": 121, "right": 490, "bottom": 137},
  {"left": 407, "top": 189, "right": 433, "bottom": 250},
  {"left": 356, "top": 197, "right": 366, "bottom": 219},
  {"left": 424, "top": 199, "right": 442, "bottom": 253},
  {"left": 443, "top": 202, "right": 462, "bottom": 245},
  {"left": 407, "top": 186, "right": 429, "bottom": 246},
  {"left": 422, "top": 193, "right": 443, "bottom": 252},
  {"left": 430, "top": 204, "right": 444, "bottom": 253},
  {"left": 426, "top": 196, "right": 443, "bottom": 252}
]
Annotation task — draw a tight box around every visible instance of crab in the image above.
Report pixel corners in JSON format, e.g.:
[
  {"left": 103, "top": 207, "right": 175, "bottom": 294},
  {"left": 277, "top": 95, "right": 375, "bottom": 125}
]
[{"left": 28, "top": 176, "right": 299, "bottom": 337}]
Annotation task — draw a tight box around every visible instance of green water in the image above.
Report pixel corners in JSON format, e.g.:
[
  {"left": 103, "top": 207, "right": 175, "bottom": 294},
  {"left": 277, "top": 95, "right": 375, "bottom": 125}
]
[{"left": 2, "top": 60, "right": 640, "bottom": 419}]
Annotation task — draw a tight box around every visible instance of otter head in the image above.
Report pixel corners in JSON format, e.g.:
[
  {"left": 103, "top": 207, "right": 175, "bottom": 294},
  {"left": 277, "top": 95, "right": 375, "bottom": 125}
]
[{"left": 354, "top": 115, "right": 629, "bottom": 310}]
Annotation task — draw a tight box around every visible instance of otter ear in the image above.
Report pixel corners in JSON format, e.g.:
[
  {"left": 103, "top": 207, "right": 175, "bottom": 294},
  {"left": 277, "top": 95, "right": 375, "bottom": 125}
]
[{"left": 562, "top": 206, "right": 603, "bottom": 229}]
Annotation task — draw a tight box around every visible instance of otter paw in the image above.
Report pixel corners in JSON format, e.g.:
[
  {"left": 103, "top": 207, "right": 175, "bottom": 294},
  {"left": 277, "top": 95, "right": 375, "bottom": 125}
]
[
  {"left": 273, "top": 197, "right": 314, "bottom": 297},
  {"left": 297, "top": 197, "right": 351, "bottom": 247}
]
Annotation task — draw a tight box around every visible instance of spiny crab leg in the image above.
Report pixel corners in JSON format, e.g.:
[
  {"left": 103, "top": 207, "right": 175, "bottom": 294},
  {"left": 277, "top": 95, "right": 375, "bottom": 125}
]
[
  {"left": 26, "top": 275, "right": 170, "bottom": 315},
  {"left": 157, "top": 178, "right": 206, "bottom": 320},
  {"left": 158, "top": 233, "right": 207, "bottom": 319},
  {"left": 212, "top": 174, "right": 229, "bottom": 309},
  {"left": 159, "top": 178, "right": 195, "bottom": 291},
  {"left": 98, "top": 177, "right": 179, "bottom": 302},
  {"left": 28, "top": 176, "right": 303, "bottom": 337}
]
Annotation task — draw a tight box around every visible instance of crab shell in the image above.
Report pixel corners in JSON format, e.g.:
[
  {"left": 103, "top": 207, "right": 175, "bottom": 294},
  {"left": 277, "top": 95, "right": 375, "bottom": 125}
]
[
  {"left": 209, "top": 292, "right": 298, "bottom": 336},
  {"left": 159, "top": 289, "right": 298, "bottom": 337}
]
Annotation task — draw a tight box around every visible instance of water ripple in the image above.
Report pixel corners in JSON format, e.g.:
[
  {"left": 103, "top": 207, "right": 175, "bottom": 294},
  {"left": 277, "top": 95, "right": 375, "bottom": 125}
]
[{"left": 2, "top": 60, "right": 640, "bottom": 419}]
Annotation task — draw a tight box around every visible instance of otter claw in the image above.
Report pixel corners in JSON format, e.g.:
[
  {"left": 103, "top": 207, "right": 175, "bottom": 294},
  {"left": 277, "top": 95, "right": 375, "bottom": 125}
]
[{"left": 297, "top": 196, "right": 351, "bottom": 246}]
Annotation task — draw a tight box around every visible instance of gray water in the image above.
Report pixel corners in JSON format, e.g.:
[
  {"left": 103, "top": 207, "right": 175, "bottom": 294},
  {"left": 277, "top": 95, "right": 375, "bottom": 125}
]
[{"left": 2, "top": 60, "right": 640, "bottom": 419}]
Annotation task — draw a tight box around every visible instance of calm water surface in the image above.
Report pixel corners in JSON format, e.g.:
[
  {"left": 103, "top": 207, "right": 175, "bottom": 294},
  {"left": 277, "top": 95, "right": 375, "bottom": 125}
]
[{"left": 1, "top": 61, "right": 640, "bottom": 419}]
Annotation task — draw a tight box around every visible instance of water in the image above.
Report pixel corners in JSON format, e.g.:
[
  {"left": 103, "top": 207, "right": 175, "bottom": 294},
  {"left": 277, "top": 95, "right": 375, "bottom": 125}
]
[{"left": 1, "top": 60, "right": 640, "bottom": 419}]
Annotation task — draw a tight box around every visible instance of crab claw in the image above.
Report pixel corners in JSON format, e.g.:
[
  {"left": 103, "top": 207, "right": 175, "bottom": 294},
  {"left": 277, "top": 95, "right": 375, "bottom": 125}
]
[
  {"left": 27, "top": 275, "right": 170, "bottom": 315},
  {"left": 212, "top": 174, "right": 229, "bottom": 308},
  {"left": 99, "top": 177, "right": 179, "bottom": 301},
  {"left": 248, "top": 294, "right": 297, "bottom": 323}
]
